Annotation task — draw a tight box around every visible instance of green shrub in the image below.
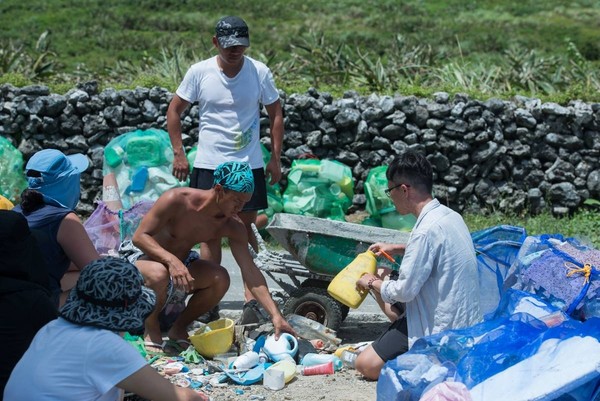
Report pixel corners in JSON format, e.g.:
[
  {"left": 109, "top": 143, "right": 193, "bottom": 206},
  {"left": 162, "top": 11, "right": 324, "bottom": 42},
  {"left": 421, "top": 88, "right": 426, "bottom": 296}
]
[{"left": 0, "top": 72, "right": 31, "bottom": 87}]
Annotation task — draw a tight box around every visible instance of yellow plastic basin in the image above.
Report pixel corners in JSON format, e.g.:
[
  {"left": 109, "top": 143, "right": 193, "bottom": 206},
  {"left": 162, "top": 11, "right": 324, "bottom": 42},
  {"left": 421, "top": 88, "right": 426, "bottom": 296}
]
[{"left": 189, "top": 318, "right": 234, "bottom": 358}]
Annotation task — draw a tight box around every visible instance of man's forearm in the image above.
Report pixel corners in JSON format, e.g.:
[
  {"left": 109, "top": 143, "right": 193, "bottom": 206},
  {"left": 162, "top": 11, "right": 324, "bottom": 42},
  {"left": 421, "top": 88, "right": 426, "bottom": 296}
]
[
  {"left": 167, "top": 115, "right": 184, "bottom": 156},
  {"left": 266, "top": 101, "right": 284, "bottom": 159},
  {"left": 243, "top": 269, "right": 284, "bottom": 320}
]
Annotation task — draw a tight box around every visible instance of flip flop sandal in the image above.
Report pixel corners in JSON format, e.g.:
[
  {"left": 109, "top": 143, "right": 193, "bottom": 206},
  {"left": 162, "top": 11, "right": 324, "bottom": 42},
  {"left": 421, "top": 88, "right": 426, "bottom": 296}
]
[
  {"left": 223, "top": 363, "right": 266, "bottom": 385},
  {"left": 144, "top": 340, "right": 167, "bottom": 354},
  {"left": 165, "top": 339, "right": 192, "bottom": 354}
]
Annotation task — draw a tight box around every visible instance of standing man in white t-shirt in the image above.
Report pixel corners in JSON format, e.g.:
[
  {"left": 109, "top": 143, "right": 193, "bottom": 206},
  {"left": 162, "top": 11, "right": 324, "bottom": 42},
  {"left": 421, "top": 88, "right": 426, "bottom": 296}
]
[{"left": 167, "top": 15, "right": 284, "bottom": 322}]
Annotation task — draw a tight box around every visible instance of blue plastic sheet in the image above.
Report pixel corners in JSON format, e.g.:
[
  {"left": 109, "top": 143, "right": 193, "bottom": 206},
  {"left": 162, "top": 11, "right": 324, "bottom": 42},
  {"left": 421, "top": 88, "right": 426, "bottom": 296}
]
[
  {"left": 471, "top": 225, "right": 527, "bottom": 316},
  {"left": 377, "top": 290, "right": 600, "bottom": 401}
]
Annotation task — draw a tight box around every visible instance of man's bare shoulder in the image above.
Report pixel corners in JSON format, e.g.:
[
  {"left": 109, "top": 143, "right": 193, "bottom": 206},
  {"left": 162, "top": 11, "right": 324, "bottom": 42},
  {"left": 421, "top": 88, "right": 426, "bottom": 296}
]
[
  {"left": 221, "top": 214, "right": 248, "bottom": 239},
  {"left": 159, "top": 187, "right": 210, "bottom": 207}
]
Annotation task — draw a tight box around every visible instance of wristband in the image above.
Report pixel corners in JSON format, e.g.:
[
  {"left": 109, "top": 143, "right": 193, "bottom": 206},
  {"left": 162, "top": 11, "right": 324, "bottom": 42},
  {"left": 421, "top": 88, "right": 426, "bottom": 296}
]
[{"left": 367, "top": 277, "right": 381, "bottom": 291}]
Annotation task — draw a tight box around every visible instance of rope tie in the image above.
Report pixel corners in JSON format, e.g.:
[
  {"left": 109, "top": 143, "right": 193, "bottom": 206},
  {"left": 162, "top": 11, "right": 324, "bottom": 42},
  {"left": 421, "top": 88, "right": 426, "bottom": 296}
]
[
  {"left": 563, "top": 261, "right": 598, "bottom": 316},
  {"left": 564, "top": 262, "right": 592, "bottom": 285}
]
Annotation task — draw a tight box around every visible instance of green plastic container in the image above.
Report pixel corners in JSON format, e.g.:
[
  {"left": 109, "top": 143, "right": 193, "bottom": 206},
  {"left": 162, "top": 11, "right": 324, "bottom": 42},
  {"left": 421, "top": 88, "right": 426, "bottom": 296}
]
[
  {"left": 0, "top": 136, "right": 28, "bottom": 203},
  {"left": 282, "top": 158, "right": 353, "bottom": 221},
  {"left": 364, "top": 165, "right": 395, "bottom": 218}
]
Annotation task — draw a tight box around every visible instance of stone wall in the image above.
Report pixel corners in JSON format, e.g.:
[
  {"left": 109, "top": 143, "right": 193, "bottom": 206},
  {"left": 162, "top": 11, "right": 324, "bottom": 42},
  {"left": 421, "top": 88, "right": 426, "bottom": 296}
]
[{"left": 1, "top": 81, "right": 599, "bottom": 216}]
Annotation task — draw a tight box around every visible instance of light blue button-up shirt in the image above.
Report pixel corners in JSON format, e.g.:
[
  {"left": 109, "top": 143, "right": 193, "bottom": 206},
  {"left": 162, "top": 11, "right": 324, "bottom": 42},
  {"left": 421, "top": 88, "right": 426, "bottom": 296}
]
[{"left": 380, "top": 199, "right": 482, "bottom": 347}]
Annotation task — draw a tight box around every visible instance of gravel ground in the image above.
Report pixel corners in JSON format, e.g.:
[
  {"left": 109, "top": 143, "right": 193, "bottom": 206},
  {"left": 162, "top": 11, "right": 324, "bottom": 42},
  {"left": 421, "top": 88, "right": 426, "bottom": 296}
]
[{"left": 127, "top": 312, "right": 390, "bottom": 401}]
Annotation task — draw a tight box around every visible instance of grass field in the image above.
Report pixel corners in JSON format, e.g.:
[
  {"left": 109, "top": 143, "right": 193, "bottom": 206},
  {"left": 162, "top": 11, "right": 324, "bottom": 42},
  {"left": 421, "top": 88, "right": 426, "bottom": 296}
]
[
  {"left": 2, "top": 1, "right": 600, "bottom": 238},
  {"left": 1, "top": 0, "right": 599, "bottom": 99}
]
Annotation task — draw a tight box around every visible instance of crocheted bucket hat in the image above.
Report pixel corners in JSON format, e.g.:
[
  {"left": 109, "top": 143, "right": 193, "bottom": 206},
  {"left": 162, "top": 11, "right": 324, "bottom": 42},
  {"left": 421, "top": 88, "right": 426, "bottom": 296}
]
[{"left": 60, "top": 257, "right": 155, "bottom": 332}]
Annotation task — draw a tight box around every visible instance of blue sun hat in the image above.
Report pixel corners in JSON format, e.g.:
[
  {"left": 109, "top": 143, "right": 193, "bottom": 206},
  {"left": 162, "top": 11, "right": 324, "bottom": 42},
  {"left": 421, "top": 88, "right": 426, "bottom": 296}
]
[
  {"left": 25, "top": 149, "right": 89, "bottom": 210},
  {"left": 60, "top": 257, "right": 156, "bottom": 332},
  {"left": 213, "top": 161, "right": 255, "bottom": 193}
]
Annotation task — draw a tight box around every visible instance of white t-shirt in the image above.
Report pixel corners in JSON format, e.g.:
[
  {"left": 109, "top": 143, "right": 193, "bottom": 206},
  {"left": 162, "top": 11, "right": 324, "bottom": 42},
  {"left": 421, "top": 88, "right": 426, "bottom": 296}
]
[
  {"left": 380, "top": 199, "right": 482, "bottom": 347},
  {"left": 4, "top": 318, "right": 147, "bottom": 401},
  {"left": 176, "top": 55, "right": 280, "bottom": 169}
]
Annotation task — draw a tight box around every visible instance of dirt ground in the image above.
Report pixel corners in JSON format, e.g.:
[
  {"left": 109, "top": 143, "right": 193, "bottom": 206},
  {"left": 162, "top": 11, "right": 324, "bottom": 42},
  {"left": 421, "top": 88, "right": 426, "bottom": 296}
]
[{"left": 129, "top": 312, "right": 390, "bottom": 401}]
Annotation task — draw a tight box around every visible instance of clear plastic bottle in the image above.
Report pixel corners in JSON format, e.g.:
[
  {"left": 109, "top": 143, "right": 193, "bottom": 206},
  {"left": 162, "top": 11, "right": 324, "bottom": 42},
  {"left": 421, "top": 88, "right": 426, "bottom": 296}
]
[
  {"left": 340, "top": 350, "right": 358, "bottom": 369},
  {"left": 286, "top": 314, "right": 342, "bottom": 348},
  {"left": 258, "top": 350, "right": 269, "bottom": 364}
]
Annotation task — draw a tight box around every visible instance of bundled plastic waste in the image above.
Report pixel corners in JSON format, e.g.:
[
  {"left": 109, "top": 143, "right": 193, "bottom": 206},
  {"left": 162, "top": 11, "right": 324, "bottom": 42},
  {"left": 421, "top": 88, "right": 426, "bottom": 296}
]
[
  {"left": 510, "top": 234, "right": 600, "bottom": 320},
  {"left": 103, "top": 128, "right": 186, "bottom": 208},
  {"left": 363, "top": 165, "right": 416, "bottom": 231},
  {"left": 377, "top": 289, "right": 600, "bottom": 401},
  {"left": 0, "top": 136, "right": 28, "bottom": 203},
  {"left": 282, "top": 159, "right": 353, "bottom": 221},
  {"left": 470, "top": 225, "right": 527, "bottom": 317},
  {"left": 83, "top": 200, "right": 154, "bottom": 256}
]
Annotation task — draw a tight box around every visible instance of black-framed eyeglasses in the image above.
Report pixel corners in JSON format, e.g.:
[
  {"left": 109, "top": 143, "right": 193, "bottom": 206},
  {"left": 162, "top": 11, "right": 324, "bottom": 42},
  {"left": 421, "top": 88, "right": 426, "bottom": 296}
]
[{"left": 385, "top": 183, "right": 410, "bottom": 198}]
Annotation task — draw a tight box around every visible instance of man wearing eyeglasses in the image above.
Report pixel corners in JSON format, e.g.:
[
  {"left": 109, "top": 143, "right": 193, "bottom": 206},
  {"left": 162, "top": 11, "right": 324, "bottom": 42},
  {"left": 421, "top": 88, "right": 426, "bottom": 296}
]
[{"left": 353, "top": 150, "right": 482, "bottom": 380}]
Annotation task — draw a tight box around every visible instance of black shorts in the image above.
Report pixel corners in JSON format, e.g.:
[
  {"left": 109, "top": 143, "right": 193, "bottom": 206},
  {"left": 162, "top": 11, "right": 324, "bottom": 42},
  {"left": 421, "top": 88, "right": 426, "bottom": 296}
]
[
  {"left": 371, "top": 316, "right": 409, "bottom": 361},
  {"left": 189, "top": 167, "right": 268, "bottom": 211}
]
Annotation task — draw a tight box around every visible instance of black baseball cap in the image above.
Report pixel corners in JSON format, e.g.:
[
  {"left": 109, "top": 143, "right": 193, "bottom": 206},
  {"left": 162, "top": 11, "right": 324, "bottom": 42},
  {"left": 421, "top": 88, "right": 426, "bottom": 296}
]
[{"left": 215, "top": 16, "right": 250, "bottom": 48}]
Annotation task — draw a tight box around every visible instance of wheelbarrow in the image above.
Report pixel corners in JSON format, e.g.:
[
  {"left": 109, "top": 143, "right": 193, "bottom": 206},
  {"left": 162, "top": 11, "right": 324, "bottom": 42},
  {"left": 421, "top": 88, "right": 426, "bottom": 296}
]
[{"left": 252, "top": 213, "right": 410, "bottom": 330}]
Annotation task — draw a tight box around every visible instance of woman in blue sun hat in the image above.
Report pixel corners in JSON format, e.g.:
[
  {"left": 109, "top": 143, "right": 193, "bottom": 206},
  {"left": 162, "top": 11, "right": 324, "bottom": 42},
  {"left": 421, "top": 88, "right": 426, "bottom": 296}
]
[
  {"left": 12, "top": 148, "right": 100, "bottom": 307},
  {"left": 4, "top": 257, "right": 209, "bottom": 401}
]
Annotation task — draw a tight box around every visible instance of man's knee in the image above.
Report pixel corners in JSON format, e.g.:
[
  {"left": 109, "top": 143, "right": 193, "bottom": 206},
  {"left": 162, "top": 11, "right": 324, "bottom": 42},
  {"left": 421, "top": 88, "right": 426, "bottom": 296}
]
[
  {"left": 136, "top": 261, "right": 169, "bottom": 288},
  {"left": 355, "top": 348, "right": 384, "bottom": 380},
  {"left": 190, "top": 262, "right": 231, "bottom": 294},
  {"left": 213, "top": 265, "right": 231, "bottom": 292}
]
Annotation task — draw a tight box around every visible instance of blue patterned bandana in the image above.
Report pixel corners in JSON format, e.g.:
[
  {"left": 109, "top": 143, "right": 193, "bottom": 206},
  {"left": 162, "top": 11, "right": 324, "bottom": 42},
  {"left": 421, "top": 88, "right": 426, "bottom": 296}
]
[{"left": 213, "top": 161, "right": 254, "bottom": 193}]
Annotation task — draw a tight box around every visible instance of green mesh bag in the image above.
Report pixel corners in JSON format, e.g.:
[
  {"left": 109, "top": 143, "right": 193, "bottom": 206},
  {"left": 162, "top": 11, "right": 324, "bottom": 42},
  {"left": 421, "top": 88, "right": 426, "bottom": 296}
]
[{"left": 0, "top": 136, "right": 28, "bottom": 203}]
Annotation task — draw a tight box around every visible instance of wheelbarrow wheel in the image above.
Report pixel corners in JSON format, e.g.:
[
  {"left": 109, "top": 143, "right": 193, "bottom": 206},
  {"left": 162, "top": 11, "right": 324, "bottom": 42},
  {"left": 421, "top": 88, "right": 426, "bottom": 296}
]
[
  {"left": 300, "top": 279, "right": 350, "bottom": 321},
  {"left": 282, "top": 286, "right": 343, "bottom": 331}
]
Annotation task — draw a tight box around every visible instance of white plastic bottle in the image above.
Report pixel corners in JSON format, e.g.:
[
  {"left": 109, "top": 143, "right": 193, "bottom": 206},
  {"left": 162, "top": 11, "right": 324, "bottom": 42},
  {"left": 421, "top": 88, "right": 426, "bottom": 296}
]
[{"left": 231, "top": 351, "right": 259, "bottom": 370}]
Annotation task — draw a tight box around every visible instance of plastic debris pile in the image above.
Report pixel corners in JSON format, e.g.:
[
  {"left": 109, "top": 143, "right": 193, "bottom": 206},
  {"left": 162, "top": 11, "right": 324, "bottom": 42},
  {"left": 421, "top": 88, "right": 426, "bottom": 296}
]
[
  {"left": 84, "top": 200, "right": 154, "bottom": 256},
  {"left": 378, "top": 289, "right": 600, "bottom": 401},
  {"left": 0, "top": 136, "right": 28, "bottom": 203},
  {"left": 123, "top": 314, "right": 369, "bottom": 400},
  {"left": 282, "top": 159, "right": 354, "bottom": 221},
  {"left": 103, "top": 128, "right": 186, "bottom": 209},
  {"left": 377, "top": 227, "right": 600, "bottom": 401}
]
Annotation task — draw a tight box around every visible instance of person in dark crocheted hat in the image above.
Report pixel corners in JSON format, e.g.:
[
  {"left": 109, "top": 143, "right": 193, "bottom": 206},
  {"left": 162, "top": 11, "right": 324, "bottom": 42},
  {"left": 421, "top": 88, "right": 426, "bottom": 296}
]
[{"left": 5, "top": 256, "right": 209, "bottom": 401}]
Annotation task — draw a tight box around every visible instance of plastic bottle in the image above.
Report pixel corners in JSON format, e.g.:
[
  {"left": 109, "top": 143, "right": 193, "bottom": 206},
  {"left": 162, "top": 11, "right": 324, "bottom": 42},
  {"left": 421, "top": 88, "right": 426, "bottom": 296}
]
[
  {"left": 258, "top": 350, "right": 269, "bottom": 364},
  {"left": 263, "top": 333, "right": 298, "bottom": 362},
  {"left": 231, "top": 351, "right": 259, "bottom": 370},
  {"left": 286, "top": 314, "right": 342, "bottom": 348},
  {"left": 300, "top": 361, "right": 335, "bottom": 376},
  {"left": 327, "top": 250, "right": 377, "bottom": 308},
  {"left": 267, "top": 359, "right": 297, "bottom": 383},
  {"left": 340, "top": 350, "right": 358, "bottom": 369},
  {"left": 300, "top": 353, "right": 343, "bottom": 371}
]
